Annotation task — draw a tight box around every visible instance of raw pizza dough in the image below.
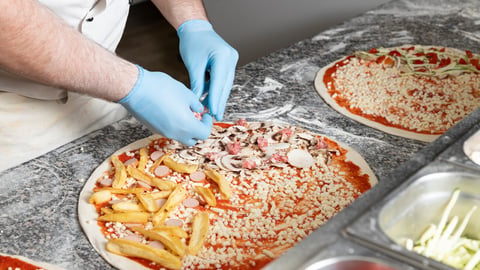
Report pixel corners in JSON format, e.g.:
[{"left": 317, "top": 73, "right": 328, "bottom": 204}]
[
  {"left": 315, "top": 45, "right": 480, "bottom": 142},
  {"left": 78, "top": 121, "right": 377, "bottom": 270}
]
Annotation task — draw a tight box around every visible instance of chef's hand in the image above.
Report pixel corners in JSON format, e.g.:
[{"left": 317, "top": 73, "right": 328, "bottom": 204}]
[
  {"left": 118, "top": 65, "right": 213, "bottom": 146},
  {"left": 177, "top": 19, "right": 239, "bottom": 121}
]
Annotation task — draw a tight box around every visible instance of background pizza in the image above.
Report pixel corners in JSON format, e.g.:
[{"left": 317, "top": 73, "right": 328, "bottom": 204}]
[
  {"left": 78, "top": 120, "right": 376, "bottom": 270},
  {"left": 0, "top": 253, "right": 64, "bottom": 270},
  {"left": 315, "top": 44, "right": 480, "bottom": 142}
]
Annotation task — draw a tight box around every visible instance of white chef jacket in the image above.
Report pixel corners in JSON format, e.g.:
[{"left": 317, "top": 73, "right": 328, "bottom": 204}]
[{"left": 0, "top": 0, "right": 132, "bottom": 172}]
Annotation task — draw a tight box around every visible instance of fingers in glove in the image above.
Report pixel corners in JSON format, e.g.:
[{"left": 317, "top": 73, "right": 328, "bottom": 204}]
[
  {"left": 186, "top": 112, "right": 213, "bottom": 144},
  {"left": 208, "top": 57, "right": 237, "bottom": 120},
  {"left": 187, "top": 61, "right": 208, "bottom": 99}
]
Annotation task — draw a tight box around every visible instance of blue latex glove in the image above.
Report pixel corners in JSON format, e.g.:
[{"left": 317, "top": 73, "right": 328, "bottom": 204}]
[
  {"left": 177, "top": 19, "right": 239, "bottom": 121},
  {"left": 119, "top": 66, "right": 213, "bottom": 146}
]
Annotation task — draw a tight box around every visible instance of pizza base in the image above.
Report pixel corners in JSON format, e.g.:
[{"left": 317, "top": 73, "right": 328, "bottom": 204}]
[
  {"left": 314, "top": 45, "right": 452, "bottom": 142},
  {"left": 78, "top": 135, "right": 163, "bottom": 270},
  {"left": 78, "top": 123, "right": 377, "bottom": 270}
]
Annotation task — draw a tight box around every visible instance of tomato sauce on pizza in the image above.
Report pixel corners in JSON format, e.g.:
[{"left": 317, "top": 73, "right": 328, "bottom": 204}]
[
  {"left": 0, "top": 255, "right": 43, "bottom": 270},
  {"left": 83, "top": 120, "right": 376, "bottom": 270}
]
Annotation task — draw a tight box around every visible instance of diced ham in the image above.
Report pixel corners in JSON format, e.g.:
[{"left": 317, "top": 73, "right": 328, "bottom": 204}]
[
  {"left": 190, "top": 171, "right": 206, "bottom": 182},
  {"left": 205, "top": 152, "right": 221, "bottom": 161},
  {"left": 235, "top": 118, "right": 248, "bottom": 127},
  {"left": 183, "top": 198, "right": 200, "bottom": 208},
  {"left": 242, "top": 158, "right": 257, "bottom": 169},
  {"left": 257, "top": 137, "right": 269, "bottom": 151},
  {"left": 154, "top": 165, "right": 170, "bottom": 177},
  {"left": 280, "top": 128, "right": 293, "bottom": 138},
  {"left": 194, "top": 106, "right": 210, "bottom": 120},
  {"left": 227, "top": 141, "right": 241, "bottom": 155},
  {"left": 193, "top": 112, "right": 202, "bottom": 120},
  {"left": 269, "top": 153, "right": 288, "bottom": 163},
  {"left": 316, "top": 138, "right": 328, "bottom": 149}
]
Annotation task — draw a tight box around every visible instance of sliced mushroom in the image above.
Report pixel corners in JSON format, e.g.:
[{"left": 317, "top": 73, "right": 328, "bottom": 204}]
[
  {"left": 179, "top": 149, "right": 199, "bottom": 161},
  {"left": 246, "top": 122, "right": 262, "bottom": 130},
  {"left": 263, "top": 143, "right": 290, "bottom": 159},
  {"left": 238, "top": 146, "right": 255, "bottom": 156},
  {"left": 218, "top": 155, "right": 244, "bottom": 172},
  {"left": 297, "top": 132, "right": 314, "bottom": 140}
]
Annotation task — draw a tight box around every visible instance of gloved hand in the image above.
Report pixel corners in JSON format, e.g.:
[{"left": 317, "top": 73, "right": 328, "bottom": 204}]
[
  {"left": 177, "top": 19, "right": 239, "bottom": 121},
  {"left": 118, "top": 65, "right": 213, "bottom": 146}
]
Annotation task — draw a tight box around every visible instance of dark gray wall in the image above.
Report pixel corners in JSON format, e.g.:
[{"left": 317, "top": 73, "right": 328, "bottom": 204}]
[{"left": 204, "top": 0, "right": 391, "bottom": 65}]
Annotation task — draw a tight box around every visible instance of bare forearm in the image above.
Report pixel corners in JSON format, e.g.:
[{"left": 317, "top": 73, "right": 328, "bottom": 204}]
[
  {"left": 0, "top": 0, "right": 137, "bottom": 101},
  {"left": 151, "top": 0, "right": 208, "bottom": 30}
]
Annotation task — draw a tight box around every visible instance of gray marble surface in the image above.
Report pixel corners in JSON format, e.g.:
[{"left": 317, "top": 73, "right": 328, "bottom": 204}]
[{"left": 1, "top": 0, "right": 480, "bottom": 269}]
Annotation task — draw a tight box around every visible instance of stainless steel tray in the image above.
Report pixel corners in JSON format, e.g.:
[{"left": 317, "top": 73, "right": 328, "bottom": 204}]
[
  {"left": 344, "top": 161, "right": 480, "bottom": 270},
  {"left": 304, "top": 256, "right": 401, "bottom": 270},
  {"left": 438, "top": 122, "right": 480, "bottom": 171}
]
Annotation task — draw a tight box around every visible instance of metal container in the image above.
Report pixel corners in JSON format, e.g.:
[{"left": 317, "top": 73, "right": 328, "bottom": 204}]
[
  {"left": 379, "top": 171, "right": 480, "bottom": 245},
  {"left": 304, "top": 256, "right": 400, "bottom": 270},
  {"left": 464, "top": 129, "right": 480, "bottom": 166},
  {"left": 344, "top": 161, "right": 480, "bottom": 269}
]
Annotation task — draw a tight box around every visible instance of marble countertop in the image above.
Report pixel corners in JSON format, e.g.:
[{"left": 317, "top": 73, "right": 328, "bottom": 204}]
[{"left": 2, "top": 0, "right": 480, "bottom": 269}]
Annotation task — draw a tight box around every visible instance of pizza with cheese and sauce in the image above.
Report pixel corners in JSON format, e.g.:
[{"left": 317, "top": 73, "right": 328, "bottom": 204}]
[
  {"left": 78, "top": 120, "right": 377, "bottom": 270},
  {"left": 315, "top": 45, "right": 480, "bottom": 142},
  {"left": 0, "top": 253, "right": 64, "bottom": 270}
]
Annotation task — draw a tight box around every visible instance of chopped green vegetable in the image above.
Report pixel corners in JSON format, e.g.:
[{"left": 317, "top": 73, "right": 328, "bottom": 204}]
[{"left": 355, "top": 46, "right": 480, "bottom": 77}]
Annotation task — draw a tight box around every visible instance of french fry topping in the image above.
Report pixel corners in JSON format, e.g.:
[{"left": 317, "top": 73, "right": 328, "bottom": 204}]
[
  {"left": 106, "top": 239, "right": 182, "bottom": 270},
  {"left": 111, "top": 155, "right": 127, "bottom": 188},
  {"left": 127, "top": 165, "right": 175, "bottom": 191},
  {"left": 137, "top": 147, "right": 149, "bottom": 171},
  {"left": 89, "top": 190, "right": 112, "bottom": 204},
  {"left": 98, "top": 212, "right": 149, "bottom": 224},
  {"left": 132, "top": 226, "right": 187, "bottom": 257},
  {"left": 87, "top": 121, "right": 374, "bottom": 269},
  {"left": 163, "top": 156, "right": 199, "bottom": 174},
  {"left": 111, "top": 201, "right": 145, "bottom": 213},
  {"left": 188, "top": 212, "right": 209, "bottom": 256},
  {"left": 204, "top": 167, "right": 232, "bottom": 199},
  {"left": 152, "top": 185, "right": 188, "bottom": 226},
  {"left": 195, "top": 186, "right": 217, "bottom": 207}
]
